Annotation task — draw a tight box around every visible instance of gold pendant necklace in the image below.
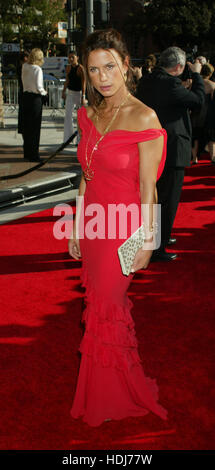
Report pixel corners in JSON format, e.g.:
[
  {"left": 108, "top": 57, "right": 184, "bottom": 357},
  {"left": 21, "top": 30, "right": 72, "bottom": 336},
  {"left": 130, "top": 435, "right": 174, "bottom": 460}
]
[{"left": 83, "top": 92, "right": 131, "bottom": 181}]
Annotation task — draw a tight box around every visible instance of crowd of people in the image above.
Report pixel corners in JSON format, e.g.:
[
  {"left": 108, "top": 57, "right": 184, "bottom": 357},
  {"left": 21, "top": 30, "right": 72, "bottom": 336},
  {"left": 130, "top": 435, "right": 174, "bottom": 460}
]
[
  {"left": 17, "top": 45, "right": 215, "bottom": 169},
  {"left": 130, "top": 49, "right": 214, "bottom": 262},
  {"left": 136, "top": 48, "right": 207, "bottom": 261},
  {"left": 134, "top": 52, "right": 215, "bottom": 166}
]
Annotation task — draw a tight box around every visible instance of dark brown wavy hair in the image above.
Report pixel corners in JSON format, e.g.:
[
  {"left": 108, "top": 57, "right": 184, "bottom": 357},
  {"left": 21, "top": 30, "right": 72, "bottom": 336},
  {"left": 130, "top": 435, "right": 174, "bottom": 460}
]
[{"left": 82, "top": 29, "right": 135, "bottom": 107}]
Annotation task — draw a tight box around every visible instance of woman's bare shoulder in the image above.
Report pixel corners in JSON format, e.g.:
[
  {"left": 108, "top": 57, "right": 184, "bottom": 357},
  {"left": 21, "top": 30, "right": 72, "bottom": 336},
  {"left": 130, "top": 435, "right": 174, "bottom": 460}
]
[
  {"left": 65, "top": 64, "right": 71, "bottom": 74},
  {"left": 128, "top": 96, "right": 161, "bottom": 131},
  {"left": 77, "top": 63, "right": 84, "bottom": 75}
]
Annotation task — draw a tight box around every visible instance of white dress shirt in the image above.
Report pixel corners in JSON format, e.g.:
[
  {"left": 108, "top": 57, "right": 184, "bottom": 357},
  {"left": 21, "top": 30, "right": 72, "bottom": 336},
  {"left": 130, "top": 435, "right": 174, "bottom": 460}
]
[{"left": 22, "top": 63, "right": 47, "bottom": 95}]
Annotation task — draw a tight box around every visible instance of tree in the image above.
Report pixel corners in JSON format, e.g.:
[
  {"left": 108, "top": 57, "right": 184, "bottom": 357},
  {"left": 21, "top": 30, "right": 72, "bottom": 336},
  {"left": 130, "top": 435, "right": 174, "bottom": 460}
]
[
  {"left": 0, "top": 1, "right": 36, "bottom": 44},
  {"left": 121, "top": 0, "right": 215, "bottom": 55},
  {"left": 30, "top": 0, "right": 66, "bottom": 53},
  {"left": 123, "top": 1, "right": 148, "bottom": 56},
  {"left": 144, "top": 0, "right": 215, "bottom": 49},
  {"left": 0, "top": 0, "right": 66, "bottom": 54}
]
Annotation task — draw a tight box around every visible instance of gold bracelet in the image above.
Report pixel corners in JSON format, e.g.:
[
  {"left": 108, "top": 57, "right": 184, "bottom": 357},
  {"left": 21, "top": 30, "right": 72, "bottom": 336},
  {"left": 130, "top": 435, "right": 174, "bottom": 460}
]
[{"left": 143, "top": 222, "right": 158, "bottom": 234}]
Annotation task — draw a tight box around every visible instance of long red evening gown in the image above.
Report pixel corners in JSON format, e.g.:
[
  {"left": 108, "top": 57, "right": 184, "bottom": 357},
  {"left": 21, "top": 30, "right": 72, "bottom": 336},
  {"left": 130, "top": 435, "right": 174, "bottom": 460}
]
[{"left": 70, "top": 106, "right": 168, "bottom": 427}]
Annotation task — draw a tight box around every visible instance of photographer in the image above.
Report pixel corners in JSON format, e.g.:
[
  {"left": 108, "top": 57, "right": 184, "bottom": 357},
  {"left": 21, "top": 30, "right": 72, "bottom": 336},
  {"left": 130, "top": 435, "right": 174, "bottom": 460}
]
[{"left": 137, "top": 46, "right": 205, "bottom": 261}]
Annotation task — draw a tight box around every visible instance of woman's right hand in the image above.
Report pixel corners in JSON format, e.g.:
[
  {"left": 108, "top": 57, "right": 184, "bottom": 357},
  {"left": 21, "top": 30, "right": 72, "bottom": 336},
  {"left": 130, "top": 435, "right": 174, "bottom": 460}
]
[{"left": 68, "top": 237, "right": 81, "bottom": 260}]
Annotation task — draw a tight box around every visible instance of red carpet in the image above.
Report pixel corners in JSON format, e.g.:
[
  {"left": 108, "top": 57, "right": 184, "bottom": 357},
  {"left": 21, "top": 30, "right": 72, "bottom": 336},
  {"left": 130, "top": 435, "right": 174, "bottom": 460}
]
[{"left": 0, "top": 155, "right": 215, "bottom": 450}]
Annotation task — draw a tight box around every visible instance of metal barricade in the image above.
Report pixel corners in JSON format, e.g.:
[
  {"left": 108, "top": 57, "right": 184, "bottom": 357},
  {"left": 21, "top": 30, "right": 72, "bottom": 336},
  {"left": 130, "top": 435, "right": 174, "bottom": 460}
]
[
  {"left": 2, "top": 79, "right": 65, "bottom": 113},
  {"left": 2, "top": 79, "right": 19, "bottom": 112},
  {"left": 44, "top": 79, "right": 65, "bottom": 117}
]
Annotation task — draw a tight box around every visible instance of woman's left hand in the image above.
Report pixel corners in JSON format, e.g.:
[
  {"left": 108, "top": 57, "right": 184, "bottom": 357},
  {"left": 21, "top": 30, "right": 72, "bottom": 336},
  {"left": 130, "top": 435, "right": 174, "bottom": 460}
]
[{"left": 130, "top": 247, "right": 153, "bottom": 273}]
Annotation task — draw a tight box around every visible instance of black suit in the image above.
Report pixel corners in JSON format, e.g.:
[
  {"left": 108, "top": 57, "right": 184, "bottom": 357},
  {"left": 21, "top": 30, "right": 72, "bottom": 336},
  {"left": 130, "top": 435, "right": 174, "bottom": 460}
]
[{"left": 137, "top": 67, "right": 205, "bottom": 248}]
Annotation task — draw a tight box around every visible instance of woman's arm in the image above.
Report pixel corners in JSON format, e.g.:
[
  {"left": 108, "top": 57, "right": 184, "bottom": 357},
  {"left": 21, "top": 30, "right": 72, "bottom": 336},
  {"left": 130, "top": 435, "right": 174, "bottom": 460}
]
[
  {"left": 70, "top": 122, "right": 86, "bottom": 229},
  {"left": 77, "top": 172, "right": 86, "bottom": 199},
  {"left": 21, "top": 63, "right": 25, "bottom": 89},
  {"left": 68, "top": 172, "right": 86, "bottom": 260},
  {"left": 78, "top": 64, "right": 87, "bottom": 105},
  {"left": 131, "top": 109, "right": 164, "bottom": 272},
  {"left": 62, "top": 64, "right": 70, "bottom": 100},
  {"left": 68, "top": 120, "right": 86, "bottom": 260},
  {"left": 36, "top": 67, "right": 47, "bottom": 95}
]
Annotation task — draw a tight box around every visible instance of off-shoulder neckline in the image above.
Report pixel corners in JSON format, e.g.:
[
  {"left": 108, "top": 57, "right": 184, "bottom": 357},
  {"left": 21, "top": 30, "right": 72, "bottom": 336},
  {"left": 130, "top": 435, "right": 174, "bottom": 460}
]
[{"left": 81, "top": 106, "right": 166, "bottom": 138}]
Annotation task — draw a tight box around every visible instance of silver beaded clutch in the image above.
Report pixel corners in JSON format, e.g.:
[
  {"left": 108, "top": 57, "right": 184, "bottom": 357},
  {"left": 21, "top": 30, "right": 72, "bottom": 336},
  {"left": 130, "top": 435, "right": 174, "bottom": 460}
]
[{"left": 118, "top": 225, "right": 145, "bottom": 276}]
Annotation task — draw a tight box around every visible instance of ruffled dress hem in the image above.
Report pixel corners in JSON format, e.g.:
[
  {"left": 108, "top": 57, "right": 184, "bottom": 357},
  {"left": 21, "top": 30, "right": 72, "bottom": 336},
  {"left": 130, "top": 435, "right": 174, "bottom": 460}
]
[{"left": 70, "top": 267, "right": 168, "bottom": 427}]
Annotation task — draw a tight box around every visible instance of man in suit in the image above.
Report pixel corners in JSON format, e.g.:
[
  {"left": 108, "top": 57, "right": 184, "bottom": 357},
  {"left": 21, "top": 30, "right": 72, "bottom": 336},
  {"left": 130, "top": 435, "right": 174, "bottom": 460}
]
[{"left": 137, "top": 46, "right": 205, "bottom": 261}]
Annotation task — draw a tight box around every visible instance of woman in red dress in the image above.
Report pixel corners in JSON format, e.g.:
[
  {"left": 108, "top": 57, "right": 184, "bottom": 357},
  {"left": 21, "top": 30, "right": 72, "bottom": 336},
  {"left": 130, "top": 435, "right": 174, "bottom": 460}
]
[{"left": 68, "top": 29, "right": 168, "bottom": 427}]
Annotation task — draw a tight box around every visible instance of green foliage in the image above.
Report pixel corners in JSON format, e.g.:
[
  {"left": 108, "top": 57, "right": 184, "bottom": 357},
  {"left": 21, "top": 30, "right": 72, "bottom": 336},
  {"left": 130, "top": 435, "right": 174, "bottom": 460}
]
[
  {"left": 0, "top": 0, "right": 66, "bottom": 52},
  {"left": 123, "top": 0, "right": 215, "bottom": 50},
  {"left": 123, "top": 3, "right": 147, "bottom": 35},
  {"left": 145, "top": 0, "right": 213, "bottom": 46}
]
